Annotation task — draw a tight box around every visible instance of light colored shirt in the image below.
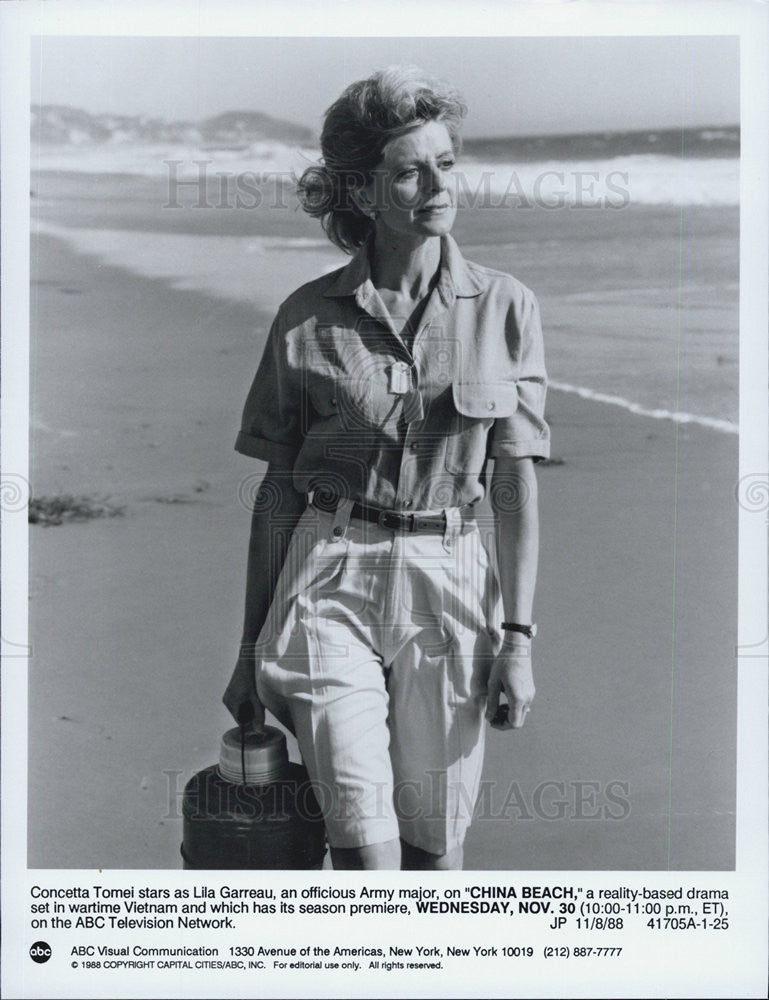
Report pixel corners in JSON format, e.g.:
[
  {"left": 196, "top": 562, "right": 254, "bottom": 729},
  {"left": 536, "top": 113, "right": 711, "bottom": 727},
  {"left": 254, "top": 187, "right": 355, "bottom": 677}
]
[{"left": 235, "top": 234, "right": 550, "bottom": 510}]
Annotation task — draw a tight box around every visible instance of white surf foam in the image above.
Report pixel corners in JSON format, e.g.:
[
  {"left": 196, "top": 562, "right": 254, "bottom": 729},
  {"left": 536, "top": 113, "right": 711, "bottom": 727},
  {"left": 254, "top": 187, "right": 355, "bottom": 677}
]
[
  {"left": 459, "top": 154, "right": 738, "bottom": 208},
  {"left": 550, "top": 380, "right": 739, "bottom": 434},
  {"left": 33, "top": 141, "right": 739, "bottom": 207}
]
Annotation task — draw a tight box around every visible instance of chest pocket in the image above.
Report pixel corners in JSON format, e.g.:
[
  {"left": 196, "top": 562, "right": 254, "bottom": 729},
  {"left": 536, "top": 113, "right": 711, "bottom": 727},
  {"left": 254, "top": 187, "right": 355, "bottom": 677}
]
[
  {"left": 306, "top": 370, "right": 396, "bottom": 435},
  {"left": 307, "top": 376, "right": 366, "bottom": 430},
  {"left": 444, "top": 381, "right": 519, "bottom": 474}
]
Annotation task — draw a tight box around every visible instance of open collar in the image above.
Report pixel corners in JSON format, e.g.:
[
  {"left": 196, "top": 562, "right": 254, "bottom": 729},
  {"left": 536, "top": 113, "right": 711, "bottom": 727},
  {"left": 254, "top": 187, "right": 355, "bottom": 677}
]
[{"left": 322, "top": 234, "right": 488, "bottom": 304}]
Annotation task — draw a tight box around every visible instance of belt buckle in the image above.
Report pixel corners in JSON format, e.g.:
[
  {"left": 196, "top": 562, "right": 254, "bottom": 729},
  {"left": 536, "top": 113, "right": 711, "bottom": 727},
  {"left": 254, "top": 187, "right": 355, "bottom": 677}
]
[
  {"left": 378, "top": 509, "right": 413, "bottom": 532},
  {"left": 413, "top": 515, "right": 442, "bottom": 533}
]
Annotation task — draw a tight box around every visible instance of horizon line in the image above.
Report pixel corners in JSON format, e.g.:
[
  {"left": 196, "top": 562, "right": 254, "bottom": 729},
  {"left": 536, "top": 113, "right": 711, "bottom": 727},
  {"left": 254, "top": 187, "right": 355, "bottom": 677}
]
[{"left": 30, "top": 103, "right": 741, "bottom": 144}]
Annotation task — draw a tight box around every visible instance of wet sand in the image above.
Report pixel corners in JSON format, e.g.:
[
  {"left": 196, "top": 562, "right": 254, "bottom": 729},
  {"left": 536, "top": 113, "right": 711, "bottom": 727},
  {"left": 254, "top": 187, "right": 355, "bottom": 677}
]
[{"left": 27, "top": 233, "right": 737, "bottom": 870}]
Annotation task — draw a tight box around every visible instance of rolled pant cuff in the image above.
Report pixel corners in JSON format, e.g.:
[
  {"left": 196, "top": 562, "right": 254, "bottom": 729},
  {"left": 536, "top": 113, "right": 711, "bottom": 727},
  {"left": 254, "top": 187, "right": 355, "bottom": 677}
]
[{"left": 324, "top": 821, "right": 401, "bottom": 851}]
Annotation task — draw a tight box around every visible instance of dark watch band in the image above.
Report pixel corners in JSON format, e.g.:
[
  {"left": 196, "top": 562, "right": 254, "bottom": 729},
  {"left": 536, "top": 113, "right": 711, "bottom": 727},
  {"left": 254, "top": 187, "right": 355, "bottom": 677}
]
[{"left": 501, "top": 622, "right": 537, "bottom": 638}]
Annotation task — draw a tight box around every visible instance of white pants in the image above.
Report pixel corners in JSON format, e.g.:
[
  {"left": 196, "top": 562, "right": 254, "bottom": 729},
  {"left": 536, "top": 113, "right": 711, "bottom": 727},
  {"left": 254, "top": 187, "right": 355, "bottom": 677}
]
[{"left": 255, "top": 502, "right": 504, "bottom": 855}]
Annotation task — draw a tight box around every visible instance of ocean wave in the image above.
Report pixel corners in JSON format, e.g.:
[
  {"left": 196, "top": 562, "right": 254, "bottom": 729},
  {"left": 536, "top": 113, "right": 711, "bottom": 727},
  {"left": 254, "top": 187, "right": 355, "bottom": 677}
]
[
  {"left": 550, "top": 380, "right": 738, "bottom": 435},
  {"left": 458, "top": 154, "right": 738, "bottom": 208},
  {"left": 32, "top": 141, "right": 318, "bottom": 181},
  {"left": 33, "top": 142, "right": 739, "bottom": 207}
]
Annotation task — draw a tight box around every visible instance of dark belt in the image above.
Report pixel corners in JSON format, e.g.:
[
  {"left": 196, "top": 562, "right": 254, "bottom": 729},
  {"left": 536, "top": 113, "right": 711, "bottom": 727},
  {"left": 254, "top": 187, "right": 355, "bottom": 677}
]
[{"left": 311, "top": 493, "right": 476, "bottom": 534}]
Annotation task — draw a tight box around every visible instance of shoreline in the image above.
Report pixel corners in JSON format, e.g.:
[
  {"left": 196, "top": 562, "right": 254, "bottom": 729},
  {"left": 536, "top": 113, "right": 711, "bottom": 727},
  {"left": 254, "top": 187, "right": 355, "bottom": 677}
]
[
  {"left": 29, "top": 179, "right": 741, "bottom": 427},
  {"left": 26, "top": 233, "right": 738, "bottom": 869}
]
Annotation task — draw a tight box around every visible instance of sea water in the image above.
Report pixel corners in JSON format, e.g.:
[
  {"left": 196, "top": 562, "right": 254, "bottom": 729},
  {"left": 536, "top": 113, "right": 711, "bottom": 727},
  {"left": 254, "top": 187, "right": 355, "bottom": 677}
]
[{"left": 31, "top": 126, "right": 740, "bottom": 428}]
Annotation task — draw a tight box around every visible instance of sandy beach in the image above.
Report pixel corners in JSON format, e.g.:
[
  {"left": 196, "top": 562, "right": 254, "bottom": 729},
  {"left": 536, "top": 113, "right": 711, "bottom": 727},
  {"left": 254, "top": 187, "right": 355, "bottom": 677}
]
[{"left": 27, "top": 227, "right": 737, "bottom": 871}]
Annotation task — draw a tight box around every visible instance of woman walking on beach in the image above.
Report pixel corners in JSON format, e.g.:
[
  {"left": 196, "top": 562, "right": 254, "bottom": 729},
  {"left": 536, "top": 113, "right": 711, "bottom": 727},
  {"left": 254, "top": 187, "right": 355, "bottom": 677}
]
[{"left": 224, "top": 66, "right": 550, "bottom": 870}]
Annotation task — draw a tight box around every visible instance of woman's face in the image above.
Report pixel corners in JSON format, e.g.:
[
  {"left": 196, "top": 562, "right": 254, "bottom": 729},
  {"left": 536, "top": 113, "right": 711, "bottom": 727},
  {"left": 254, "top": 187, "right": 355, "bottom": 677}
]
[{"left": 363, "top": 119, "right": 458, "bottom": 241}]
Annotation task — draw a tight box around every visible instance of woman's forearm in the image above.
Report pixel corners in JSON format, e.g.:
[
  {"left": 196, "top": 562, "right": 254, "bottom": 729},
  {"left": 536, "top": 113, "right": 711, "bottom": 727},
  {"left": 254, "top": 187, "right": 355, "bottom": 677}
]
[
  {"left": 491, "top": 456, "right": 540, "bottom": 628},
  {"left": 240, "top": 465, "right": 306, "bottom": 651}
]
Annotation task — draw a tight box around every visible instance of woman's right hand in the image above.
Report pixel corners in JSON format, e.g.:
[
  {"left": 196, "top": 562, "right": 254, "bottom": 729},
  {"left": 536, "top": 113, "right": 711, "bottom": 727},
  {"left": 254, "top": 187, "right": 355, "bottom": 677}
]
[{"left": 223, "top": 652, "right": 266, "bottom": 728}]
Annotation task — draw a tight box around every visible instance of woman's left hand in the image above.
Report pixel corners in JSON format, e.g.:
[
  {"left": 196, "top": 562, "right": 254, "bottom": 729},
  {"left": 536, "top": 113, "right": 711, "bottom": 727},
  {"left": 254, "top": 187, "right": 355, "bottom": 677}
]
[{"left": 485, "top": 647, "right": 535, "bottom": 730}]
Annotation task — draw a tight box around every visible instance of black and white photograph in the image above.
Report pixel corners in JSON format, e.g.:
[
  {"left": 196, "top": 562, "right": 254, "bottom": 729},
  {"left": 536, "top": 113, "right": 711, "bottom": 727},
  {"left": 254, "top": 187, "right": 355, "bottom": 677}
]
[
  {"left": 25, "top": 30, "right": 742, "bottom": 872},
  {"left": 2, "top": 1, "right": 767, "bottom": 997}
]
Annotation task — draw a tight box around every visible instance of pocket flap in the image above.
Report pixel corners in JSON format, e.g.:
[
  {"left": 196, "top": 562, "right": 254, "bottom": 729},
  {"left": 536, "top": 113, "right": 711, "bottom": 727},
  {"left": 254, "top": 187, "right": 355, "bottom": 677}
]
[
  {"left": 451, "top": 381, "right": 519, "bottom": 418},
  {"left": 308, "top": 380, "right": 339, "bottom": 415},
  {"left": 309, "top": 376, "right": 369, "bottom": 415}
]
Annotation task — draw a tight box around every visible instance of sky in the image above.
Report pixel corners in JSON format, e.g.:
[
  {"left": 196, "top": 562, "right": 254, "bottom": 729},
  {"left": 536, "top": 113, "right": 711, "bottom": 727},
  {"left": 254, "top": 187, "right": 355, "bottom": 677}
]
[{"left": 31, "top": 35, "right": 740, "bottom": 138}]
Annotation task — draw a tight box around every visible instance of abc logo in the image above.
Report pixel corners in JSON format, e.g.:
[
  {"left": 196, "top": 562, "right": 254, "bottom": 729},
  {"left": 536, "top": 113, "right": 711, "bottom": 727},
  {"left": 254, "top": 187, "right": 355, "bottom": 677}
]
[{"left": 29, "top": 941, "right": 52, "bottom": 963}]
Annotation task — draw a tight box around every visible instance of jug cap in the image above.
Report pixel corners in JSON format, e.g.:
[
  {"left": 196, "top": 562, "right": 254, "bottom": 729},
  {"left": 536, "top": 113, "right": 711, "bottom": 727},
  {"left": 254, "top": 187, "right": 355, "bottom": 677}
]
[{"left": 218, "top": 725, "right": 289, "bottom": 785}]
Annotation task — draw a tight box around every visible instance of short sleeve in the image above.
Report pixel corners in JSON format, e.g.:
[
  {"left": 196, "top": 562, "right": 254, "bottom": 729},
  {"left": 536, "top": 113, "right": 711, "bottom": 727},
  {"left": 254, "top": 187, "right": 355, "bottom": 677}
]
[
  {"left": 234, "top": 310, "right": 304, "bottom": 466},
  {"left": 487, "top": 290, "right": 551, "bottom": 462}
]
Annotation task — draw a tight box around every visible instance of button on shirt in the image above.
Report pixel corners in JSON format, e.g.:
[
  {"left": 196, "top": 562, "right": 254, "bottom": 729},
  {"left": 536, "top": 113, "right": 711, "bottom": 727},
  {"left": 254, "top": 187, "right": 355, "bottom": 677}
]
[{"left": 235, "top": 234, "right": 550, "bottom": 511}]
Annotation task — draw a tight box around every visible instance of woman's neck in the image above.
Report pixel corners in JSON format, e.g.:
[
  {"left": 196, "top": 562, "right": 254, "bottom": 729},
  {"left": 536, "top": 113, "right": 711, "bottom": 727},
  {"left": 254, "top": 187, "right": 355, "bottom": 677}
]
[{"left": 369, "top": 231, "right": 442, "bottom": 300}]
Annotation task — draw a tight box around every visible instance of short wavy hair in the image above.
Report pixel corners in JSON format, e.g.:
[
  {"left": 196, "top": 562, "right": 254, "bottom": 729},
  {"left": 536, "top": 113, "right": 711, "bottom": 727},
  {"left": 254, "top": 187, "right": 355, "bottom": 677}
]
[{"left": 297, "top": 66, "right": 467, "bottom": 254}]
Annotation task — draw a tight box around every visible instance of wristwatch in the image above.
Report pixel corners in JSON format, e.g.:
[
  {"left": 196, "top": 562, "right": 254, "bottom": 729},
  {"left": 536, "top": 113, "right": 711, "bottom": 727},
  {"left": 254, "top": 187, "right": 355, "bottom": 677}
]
[{"left": 501, "top": 622, "right": 537, "bottom": 639}]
